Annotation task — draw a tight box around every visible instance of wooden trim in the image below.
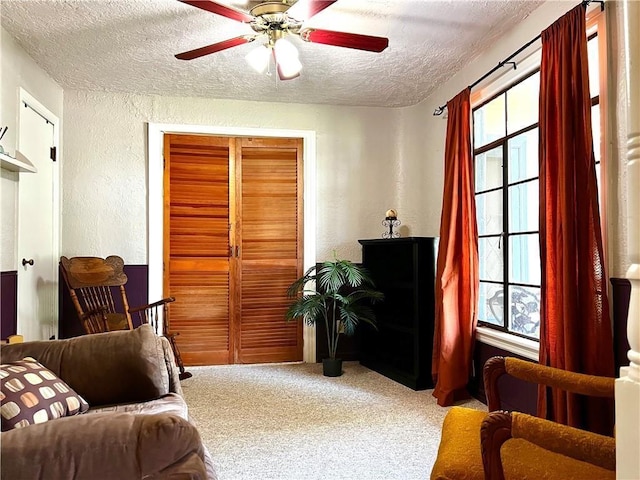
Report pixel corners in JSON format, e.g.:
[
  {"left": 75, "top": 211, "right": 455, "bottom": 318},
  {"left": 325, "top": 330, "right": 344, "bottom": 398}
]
[
  {"left": 480, "top": 411, "right": 513, "bottom": 480},
  {"left": 231, "top": 137, "right": 241, "bottom": 364},
  {"left": 484, "top": 355, "right": 507, "bottom": 411},
  {"left": 586, "top": 6, "right": 609, "bottom": 277},
  {"left": 295, "top": 137, "right": 304, "bottom": 360},
  {"left": 163, "top": 134, "right": 171, "bottom": 306},
  {"left": 119, "top": 285, "right": 134, "bottom": 330}
]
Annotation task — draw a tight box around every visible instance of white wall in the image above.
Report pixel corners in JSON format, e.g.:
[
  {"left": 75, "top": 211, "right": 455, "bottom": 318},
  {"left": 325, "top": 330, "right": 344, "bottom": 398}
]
[
  {"left": 62, "top": 91, "right": 437, "bottom": 264},
  {"left": 0, "top": 27, "right": 63, "bottom": 271}
]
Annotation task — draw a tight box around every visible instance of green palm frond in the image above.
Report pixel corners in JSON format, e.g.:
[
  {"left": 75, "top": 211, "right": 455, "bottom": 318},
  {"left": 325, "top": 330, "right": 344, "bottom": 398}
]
[
  {"left": 286, "top": 265, "right": 319, "bottom": 297},
  {"left": 285, "top": 294, "right": 325, "bottom": 326},
  {"left": 346, "top": 289, "right": 384, "bottom": 304},
  {"left": 317, "top": 261, "right": 344, "bottom": 293},
  {"left": 337, "top": 259, "right": 370, "bottom": 287},
  {"left": 339, "top": 303, "right": 377, "bottom": 331},
  {"left": 285, "top": 257, "right": 383, "bottom": 359}
]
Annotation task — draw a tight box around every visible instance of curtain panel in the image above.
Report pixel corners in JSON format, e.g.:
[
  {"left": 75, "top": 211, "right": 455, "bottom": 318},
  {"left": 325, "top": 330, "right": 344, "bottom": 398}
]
[
  {"left": 537, "top": 4, "right": 614, "bottom": 435},
  {"left": 432, "top": 88, "right": 479, "bottom": 407}
]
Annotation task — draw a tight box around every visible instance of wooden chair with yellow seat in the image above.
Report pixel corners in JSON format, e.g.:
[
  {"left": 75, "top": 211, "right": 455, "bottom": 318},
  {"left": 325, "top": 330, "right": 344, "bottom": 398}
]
[
  {"left": 60, "top": 255, "right": 192, "bottom": 380},
  {"left": 430, "top": 356, "right": 615, "bottom": 480}
]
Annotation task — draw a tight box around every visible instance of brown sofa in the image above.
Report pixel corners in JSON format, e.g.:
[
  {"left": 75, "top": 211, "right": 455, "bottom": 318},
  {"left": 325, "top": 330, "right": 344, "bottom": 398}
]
[{"left": 1, "top": 325, "right": 216, "bottom": 480}]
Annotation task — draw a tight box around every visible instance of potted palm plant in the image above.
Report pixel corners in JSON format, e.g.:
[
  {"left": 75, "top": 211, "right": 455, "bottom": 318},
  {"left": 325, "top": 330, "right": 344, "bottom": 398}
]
[{"left": 285, "top": 257, "right": 383, "bottom": 377}]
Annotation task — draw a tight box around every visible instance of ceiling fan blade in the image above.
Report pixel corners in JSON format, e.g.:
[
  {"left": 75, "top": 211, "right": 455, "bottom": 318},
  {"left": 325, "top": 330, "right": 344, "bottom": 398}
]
[
  {"left": 175, "top": 35, "right": 255, "bottom": 60},
  {"left": 286, "top": 0, "right": 337, "bottom": 21},
  {"left": 300, "top": 28, "right": 389, "bottom": 52},
  {"left": 178, "top": 0, "right": 255, "bottom": 23}
]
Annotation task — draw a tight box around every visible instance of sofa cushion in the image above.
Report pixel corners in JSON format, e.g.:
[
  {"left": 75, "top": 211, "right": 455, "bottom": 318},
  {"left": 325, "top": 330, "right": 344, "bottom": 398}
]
[
  {"left": 87, "top": 392, "right": 189, "bottom": 420},
  {"left": 0, "top": 357, "right": 89, "bottom": 431},
  {"left": 0, "top": 325, "right": 170, "bottom": 406},
  {"left": 0, "top": 411, "right": 209, "bottom": 480}
]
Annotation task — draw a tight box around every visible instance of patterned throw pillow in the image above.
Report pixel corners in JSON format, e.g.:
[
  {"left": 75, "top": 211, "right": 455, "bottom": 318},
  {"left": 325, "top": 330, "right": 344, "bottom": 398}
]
[{"left": 0, "top": 357, "right": 89, "bottom": 431}]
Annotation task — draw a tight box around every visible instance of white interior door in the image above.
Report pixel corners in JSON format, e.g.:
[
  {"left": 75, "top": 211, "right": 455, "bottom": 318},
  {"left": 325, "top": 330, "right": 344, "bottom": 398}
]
[{"left": 17, "top": 101, "right": 57, "bottom": 341}]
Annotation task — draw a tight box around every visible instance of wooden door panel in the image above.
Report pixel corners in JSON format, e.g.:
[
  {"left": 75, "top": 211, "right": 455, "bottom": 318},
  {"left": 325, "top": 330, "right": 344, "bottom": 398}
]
[
  {"left": 237, "top": 138, "right": 303, "bottom": 363},
  {"left": 239, "top": 266, "right": 301, "bottom": 363},
  {"left": 165, "top": 134, "right": 303, "bottom": 365},
  {"left": 165, "top": 134, "right": 233, "bottom": 365},
  {"left": 241, "top": 242, "right": 298, "bottom": 260},
  {"left": 171, "top": 184, "right": 228, "bottom": 206}
]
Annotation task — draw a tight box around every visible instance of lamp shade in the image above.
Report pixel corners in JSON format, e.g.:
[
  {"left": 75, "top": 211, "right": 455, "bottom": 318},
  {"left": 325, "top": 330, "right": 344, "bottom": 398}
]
[
  {"left": 274, "top": 38, "right": 302, "bottom": 79},
  {"left": 245, "top": 44, "right": 271, "bottom": 73}
]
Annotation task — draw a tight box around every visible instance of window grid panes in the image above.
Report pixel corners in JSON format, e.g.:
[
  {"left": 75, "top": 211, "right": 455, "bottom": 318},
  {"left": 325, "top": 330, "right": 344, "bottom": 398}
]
[
  {"left": 473, "top": 31, "right": 603, "bottom": 342},
  {"left": 474, "top": 71, "right": 541, "bottom": 340}
]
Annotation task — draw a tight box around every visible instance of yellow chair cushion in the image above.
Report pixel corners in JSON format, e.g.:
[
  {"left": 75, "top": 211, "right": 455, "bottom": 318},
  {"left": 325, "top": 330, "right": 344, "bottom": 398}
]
[
  {"left": 501, "top": 438, "right": 615, "bottom": 480},
  {"left": 431, "top": 406, "right": 616, "bottom": 480},
  {"left": 431, "top": 406, "right": 486, "bottom": 480}
]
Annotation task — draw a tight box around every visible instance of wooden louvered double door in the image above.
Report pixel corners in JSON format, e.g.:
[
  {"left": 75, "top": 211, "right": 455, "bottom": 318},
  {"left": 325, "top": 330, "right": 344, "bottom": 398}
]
[{"left": 163, "top": 134, "right": 303, "bottom": 365}]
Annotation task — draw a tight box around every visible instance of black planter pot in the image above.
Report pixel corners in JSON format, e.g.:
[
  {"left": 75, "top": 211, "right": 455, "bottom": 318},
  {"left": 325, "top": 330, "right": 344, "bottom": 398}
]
[{"left": 322, "top": 358, "right": 343, "bottom": 377}]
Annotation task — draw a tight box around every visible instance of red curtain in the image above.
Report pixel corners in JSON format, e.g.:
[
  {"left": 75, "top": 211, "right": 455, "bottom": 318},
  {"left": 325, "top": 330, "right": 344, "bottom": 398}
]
[
  {"left": 432, "top": 88, "right": 479, "bottom": 407},
  {"left": 538, "top": 5, "right": 614, "bottom": 435}
]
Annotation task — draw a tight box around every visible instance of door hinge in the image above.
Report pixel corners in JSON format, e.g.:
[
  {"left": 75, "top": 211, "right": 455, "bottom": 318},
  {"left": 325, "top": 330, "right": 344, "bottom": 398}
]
[
  {"left": 163, "top": 156, "right": 166, "bottom": 169},
  {"left": 50, "top": 146, "right": 57, "bottom": 162}
]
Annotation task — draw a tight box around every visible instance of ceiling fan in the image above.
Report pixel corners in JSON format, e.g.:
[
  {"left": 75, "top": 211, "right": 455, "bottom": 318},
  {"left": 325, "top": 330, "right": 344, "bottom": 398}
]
[{"left": 175, "top": 0, "right": 389, "bottom": 80}]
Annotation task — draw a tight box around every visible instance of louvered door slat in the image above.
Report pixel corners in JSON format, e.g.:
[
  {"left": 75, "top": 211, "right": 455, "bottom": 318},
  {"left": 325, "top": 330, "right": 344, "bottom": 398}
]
[{"left": 164, "top": 135, "right": 233, "bottom": 365}]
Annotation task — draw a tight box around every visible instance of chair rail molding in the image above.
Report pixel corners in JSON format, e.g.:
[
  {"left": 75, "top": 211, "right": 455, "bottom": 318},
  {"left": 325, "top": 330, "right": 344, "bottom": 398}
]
[{"left": 615, "top": 1, "right": 640, "bottom": 479}]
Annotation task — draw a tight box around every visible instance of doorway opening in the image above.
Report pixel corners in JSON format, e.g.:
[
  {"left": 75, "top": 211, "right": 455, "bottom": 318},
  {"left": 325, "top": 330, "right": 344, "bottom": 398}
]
[{"left": 16, "top": 88, "right": 60, "bottom": 341}]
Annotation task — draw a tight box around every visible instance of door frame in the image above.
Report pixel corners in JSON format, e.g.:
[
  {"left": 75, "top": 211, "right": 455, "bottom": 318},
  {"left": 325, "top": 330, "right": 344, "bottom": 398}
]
[
  {"left": 148, "top": 123, "right": 317, "bottom": 363},
  {"left": 16, "top": 88, "right": 60, "bottom": 340}
]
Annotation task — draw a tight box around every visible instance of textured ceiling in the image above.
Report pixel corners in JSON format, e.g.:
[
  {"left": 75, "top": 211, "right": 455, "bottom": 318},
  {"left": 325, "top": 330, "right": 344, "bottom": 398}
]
[{"left": 0, "top": 0, "right": 543, "bottom": 107}]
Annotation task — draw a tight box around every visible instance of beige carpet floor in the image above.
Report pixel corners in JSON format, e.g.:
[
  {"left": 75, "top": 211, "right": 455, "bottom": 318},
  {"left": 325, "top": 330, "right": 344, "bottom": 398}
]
[{"left": 181, "top": 361, "right": 484, "bottom": 480}]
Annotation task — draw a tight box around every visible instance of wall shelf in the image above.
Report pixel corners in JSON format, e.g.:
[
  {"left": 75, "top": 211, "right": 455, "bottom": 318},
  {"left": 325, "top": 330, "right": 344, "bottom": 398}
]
[{"left": 0, "top": 151, "right": 37, "bottom": 173}]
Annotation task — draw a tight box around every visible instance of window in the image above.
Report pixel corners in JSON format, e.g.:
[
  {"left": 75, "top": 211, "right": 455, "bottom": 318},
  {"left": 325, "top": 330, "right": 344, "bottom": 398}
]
[
  {"left": 473, "top": 11, "right": 605, "bottom": 342},
  {"left": 474, "top": 71, "right": 542, "bottom": 339}
]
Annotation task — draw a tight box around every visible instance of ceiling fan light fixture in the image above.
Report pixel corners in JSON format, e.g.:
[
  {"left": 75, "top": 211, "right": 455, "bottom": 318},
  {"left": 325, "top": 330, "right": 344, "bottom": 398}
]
[
  {"left": 273, "top": 37, "right": 302, "bottom": 79},
  {"left": 245, "top": 44, "right": 271, "bottom": 73},
  {"left": 176, "top": 0, "right": 389, "bottom": 80},
  {"left": 276, "top": 56, "right": 302, "bottom": 80}
]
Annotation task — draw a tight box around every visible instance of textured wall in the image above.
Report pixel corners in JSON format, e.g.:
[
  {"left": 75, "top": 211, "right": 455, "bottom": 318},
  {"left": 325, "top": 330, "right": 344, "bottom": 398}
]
[
  {"left": 0, "top": 170, "right": 18, "bottom": 272},
  {"left": 604, "top": 2, "right": 631, "bottom": 278},
  {"left": 62, "top": 91, "right": 439, "bottom": 264},
  {"left": 0, "top": 27, "right": 63, "bottom": 272}
]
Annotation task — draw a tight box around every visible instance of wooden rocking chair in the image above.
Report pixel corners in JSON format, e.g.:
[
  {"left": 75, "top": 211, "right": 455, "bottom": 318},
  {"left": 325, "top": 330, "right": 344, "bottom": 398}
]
[{"left": 60, "top": 255, "right": 192, "bottom": 380}]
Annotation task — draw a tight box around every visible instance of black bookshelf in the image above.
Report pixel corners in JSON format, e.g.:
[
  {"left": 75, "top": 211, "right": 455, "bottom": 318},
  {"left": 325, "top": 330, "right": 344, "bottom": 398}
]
[{"left": 358, "top": 237, "right": 438, "bottom": 390}]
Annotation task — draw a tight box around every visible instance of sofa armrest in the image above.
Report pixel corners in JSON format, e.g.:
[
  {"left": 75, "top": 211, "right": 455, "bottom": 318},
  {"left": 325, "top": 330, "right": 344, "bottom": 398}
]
[
  {"left": 0, "top": 325, "right": 174, "bottom": 406},
  {"left": 0, "top": 412, "right": 209, "bottom": 480},
  {"left": 160, "top": 333, "right": 183, "bottom": 397}
]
